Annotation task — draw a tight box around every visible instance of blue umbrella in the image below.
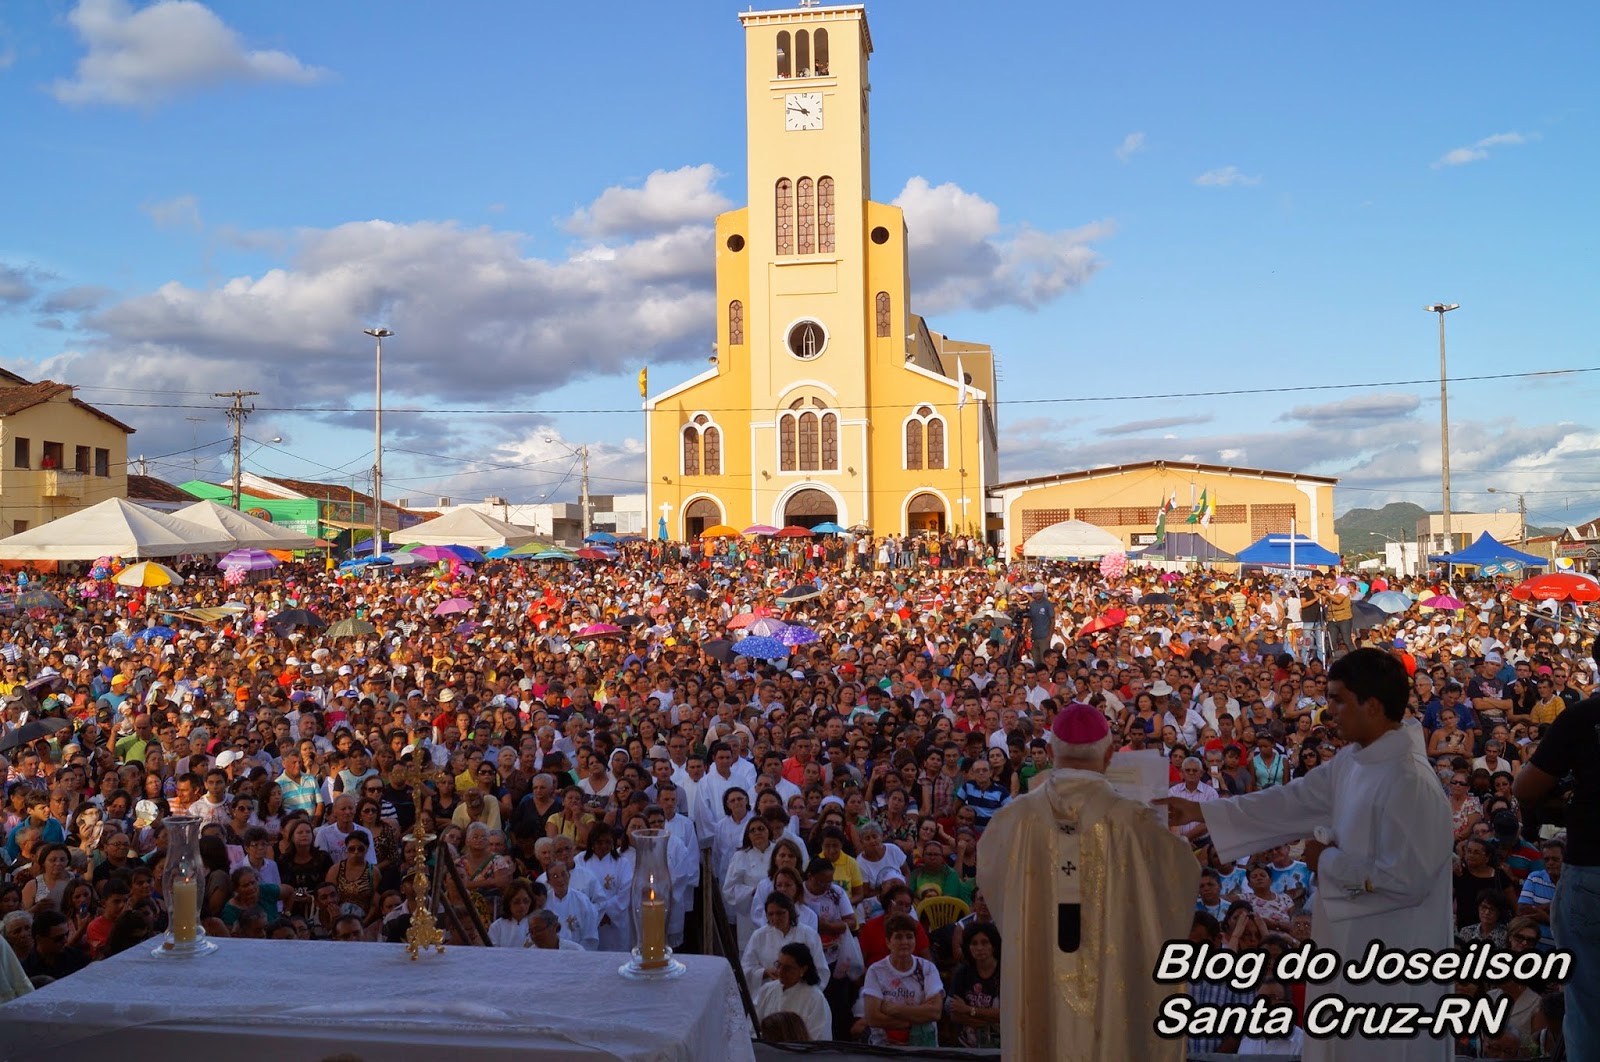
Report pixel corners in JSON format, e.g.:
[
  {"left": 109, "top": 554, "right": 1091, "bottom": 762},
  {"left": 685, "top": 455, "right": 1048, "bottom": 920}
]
[
  {"left": 15, "top": 589, "right": 66, "bottom": 610},
  {"left": 810, "top": 521, "right": 847, "bottom": 534},
  {"left": 338, "top": 556, "right": 392, "bottom": 570},
  {"left": 584, "top": 531, "right": 620, "bottom": 545},
  {"left": 778, "top": 624, "right": 819, "bottom": 647},
  {"left": 1367, "top": 590, "right": 1413, "bottom": 614},
  {"left": 736, "top": 635, "right": 790, "bottom": 660},
  {"left": 777, "top": 582, "right": 824, "bottom": 604},
  {"left": 485, "top": 546, "right": 515, "bottom": 559},
  {"left": 132, "top": 626, "right": 176, "bottom": 642}
]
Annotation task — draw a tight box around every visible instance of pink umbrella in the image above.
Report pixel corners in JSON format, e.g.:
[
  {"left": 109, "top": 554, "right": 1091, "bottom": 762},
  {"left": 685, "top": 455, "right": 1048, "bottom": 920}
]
[
  {"left": 1420, "top": 594, "right": 1465, "bottom": 610},
  {"left": 575, "top": 622, "right": 624, "bottom": 640},
  {"left": 1159, "top": 571, "right": 1182, "bottom": 584},
  {"left": 728, "top": 608, "right": 776, "bottom": 629},
  {"left": 434, "top": 597, "right": 473, "bottom": 616}
]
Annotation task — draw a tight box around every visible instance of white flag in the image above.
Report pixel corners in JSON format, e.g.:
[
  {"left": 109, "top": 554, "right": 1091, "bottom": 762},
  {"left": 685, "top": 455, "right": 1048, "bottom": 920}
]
[{"left": 956, "top": 357, "right": 968, "bottom": 410}]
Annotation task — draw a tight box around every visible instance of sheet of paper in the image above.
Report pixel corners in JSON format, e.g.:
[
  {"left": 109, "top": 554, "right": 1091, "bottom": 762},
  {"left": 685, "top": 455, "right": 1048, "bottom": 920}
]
[{"left": 1106, "top": 749, "right": 1170, "bottom": 807}]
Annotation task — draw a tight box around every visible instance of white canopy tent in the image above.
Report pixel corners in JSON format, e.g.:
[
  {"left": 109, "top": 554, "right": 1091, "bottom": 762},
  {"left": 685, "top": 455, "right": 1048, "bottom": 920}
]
[
  {"left": 170, "top": 499, "right": 321, "bottom": 551},
  {"left": 1021, "top": 519, "right": 1127, "bottom": 560},
  {"left": 0, "top": 498, "right": 239, "bottom": 560},
  {"left": 387, "top": 507, "right": 539, "bottom": 549}
]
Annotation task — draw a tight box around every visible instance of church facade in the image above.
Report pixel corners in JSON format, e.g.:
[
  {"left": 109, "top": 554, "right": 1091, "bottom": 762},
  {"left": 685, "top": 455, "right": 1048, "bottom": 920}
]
[{"left": 644, "top": 4, "right": 998, "bottom": 540}]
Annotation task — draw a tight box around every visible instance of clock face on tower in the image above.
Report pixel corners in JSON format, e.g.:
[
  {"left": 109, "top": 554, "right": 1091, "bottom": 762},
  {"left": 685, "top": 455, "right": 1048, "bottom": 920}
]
[{"left": 784, "top": 92, "right": 823, "bottom": 130}]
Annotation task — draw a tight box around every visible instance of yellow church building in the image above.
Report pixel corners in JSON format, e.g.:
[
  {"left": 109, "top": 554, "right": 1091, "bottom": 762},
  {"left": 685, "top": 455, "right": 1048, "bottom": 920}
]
[{"left": 644, "top": 3, "right": 997, "bottom": 540}]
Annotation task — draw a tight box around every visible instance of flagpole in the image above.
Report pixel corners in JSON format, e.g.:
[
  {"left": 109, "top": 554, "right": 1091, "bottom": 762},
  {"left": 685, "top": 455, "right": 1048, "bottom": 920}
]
[{"left": 1290, "top": 517, "right": 1297, "bottom": 576}]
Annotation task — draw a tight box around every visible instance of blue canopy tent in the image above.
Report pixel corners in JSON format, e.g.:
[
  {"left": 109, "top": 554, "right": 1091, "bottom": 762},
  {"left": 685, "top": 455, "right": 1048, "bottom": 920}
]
[
  {"left": 1236, "top": 534, "right": 1341, "bottom": 568},
  {"left": 1428, "top": 532, "right": 1546, "bottom": 569},
  {"left": 1129, "top": 532, "right": 1236, "bottom": 563}
]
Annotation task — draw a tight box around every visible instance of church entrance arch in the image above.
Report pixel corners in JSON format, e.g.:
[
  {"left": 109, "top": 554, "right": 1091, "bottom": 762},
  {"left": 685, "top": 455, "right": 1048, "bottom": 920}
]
[
  {"left": 782, "top": 487, "right": 838, "bottom": 530},
  {"left": 683, "top": 497, "right": 722, "bottom": 540},
  {"left": 906, "top": 492, "right": 947, "bottom": 536}
]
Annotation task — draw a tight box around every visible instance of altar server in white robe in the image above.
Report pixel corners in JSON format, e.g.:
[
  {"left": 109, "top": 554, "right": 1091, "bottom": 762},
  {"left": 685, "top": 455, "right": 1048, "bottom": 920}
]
[
  {"left": 1163, "top": 647, "right": 1454, "bottom": 1062},
  {"left": 543, "top": 860, "right": 600, "bottom": 952},
  {"left": 979, "top": 702, "right": 1198, "bottom": 1062}
]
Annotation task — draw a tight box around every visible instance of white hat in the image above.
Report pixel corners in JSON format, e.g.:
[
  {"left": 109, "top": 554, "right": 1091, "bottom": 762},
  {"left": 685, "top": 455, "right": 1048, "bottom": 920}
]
[
  {"left": 286, "top": 657, "right": 300, "bottom": 667},
  {"left": 1149, "top": 681, "right": 1175, "bottom": 697},
  {"left": 439, "top": 689, "right": 456, "bottom": 702},
  {"left": 215, "top": 749, "right": 243, "bottom": 768},
  {"left": 338, "top": 665, "right": 353, "bottom": 676}
]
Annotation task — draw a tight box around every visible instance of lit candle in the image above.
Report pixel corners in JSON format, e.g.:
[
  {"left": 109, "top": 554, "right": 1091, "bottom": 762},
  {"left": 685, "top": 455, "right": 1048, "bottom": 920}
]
[
  {"left": 170, "top": 880, "right": 199, "bottom": 944},
  {"left": 639, "top": 889, "right": 668, "bottom": 967}
]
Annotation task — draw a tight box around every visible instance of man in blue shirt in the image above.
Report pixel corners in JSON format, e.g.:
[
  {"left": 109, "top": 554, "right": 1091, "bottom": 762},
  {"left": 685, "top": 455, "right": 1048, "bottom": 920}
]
[{"left": 953, "top": 758, "right": 1009, "bottom": 829}]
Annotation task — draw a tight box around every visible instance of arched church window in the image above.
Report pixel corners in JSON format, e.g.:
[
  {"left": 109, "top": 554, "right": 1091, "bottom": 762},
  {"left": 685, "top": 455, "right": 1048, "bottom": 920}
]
[
  {"left": 796, "top": 178, "right": 815, "bottom": 255},
  {"left": 728, "top": 300, "right": 744, "bottom": 345},
  {"left": 775, "top": 179, "right": 794, "bottom": 256},
  {"left": 875, "top": 292, "right": 891, "bottom": 338},
  {"left": 817, "top": 177, "right": 835, "bottom": 253},
  {"left": 776, "top": 32, "right": 791, "bottom": 78}
]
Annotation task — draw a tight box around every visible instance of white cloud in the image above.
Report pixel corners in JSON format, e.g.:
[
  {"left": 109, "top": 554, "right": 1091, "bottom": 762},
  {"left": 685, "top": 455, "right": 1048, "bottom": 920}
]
[
  {"left": 51, "top": 0, "right": 326, "bottom": 107},
  {"left": 141, "top": 193, "right": 202, "bottom": 230},
  {"left": 0, "top": 264, "right": 39, "bottom": 307},
  {"left": 1114, "top": 132, "right": 1146, "bottom": 163},
  {"left": 1194, "top": 166, "right": 1261, "bottom": 188},
  {"left": 1100, "top": 414, "right": 1213, "bottom": 436},
  {"left": 1280, "top": 392, "right": 1421, "bottom": 425},
  {"left": 1432, "top": 130, "right": 1539, "bottom": 168},
  {"left": 893, "top": 176, "right": 1112, "bottom": 313},
  {"left": 565, "top": 165, "right": 731, "bottom": 238}
]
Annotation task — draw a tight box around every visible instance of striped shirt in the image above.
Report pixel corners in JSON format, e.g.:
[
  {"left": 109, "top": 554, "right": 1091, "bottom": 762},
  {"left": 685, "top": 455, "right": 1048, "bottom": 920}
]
[
  {"left": 1517, "top": 870, "right": 1557, "bottom": 942},
  {"left": 276, "top": 771, "right": 322, "bottom": 816},
  {"left": 1189, "top": 978, "right": 1254, "bottom": 1055}
]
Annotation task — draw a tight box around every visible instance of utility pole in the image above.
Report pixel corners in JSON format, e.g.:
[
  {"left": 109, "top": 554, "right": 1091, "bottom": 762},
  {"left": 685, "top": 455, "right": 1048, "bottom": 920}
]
[
  {"left": 363, "top": 328, "right": 394, "bottom": 557},
  {"left": 215, "top": 391, "right": 259, "bottom": 509},
  {"left": 579, "top": 444, "right": 592, "bottom": 541},
  {"left": 1426, "top": 303, "right": 1459, "bottom": 555}
]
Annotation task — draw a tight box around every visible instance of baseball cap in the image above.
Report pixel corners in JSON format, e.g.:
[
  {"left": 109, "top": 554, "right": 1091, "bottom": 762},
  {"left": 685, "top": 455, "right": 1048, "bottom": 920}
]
[{"left": 215, "top": 749, "right": 242, "bottom": 768}]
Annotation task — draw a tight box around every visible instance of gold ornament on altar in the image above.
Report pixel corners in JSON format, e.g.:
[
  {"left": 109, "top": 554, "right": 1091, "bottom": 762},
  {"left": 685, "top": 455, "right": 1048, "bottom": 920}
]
[{"left": 391, "top": 752, "right": 446, "bottom": 960}]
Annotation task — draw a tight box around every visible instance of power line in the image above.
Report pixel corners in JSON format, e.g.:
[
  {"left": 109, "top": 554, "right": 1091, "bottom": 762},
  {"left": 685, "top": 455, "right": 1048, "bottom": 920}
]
[{"left": 77, "top": 364, "right": 1600, "bottom": 417}]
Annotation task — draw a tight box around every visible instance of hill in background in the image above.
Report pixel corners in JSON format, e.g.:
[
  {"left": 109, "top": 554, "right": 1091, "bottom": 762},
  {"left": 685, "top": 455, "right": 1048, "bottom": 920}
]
[{"left": 1335, "top": 502, "right": 1430, "bottom": 554}]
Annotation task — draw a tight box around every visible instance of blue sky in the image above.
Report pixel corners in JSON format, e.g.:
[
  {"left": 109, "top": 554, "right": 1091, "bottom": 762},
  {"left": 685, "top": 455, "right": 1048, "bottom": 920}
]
[{"left": 1, "top": 0, "right": 1596, "bottom": 524}]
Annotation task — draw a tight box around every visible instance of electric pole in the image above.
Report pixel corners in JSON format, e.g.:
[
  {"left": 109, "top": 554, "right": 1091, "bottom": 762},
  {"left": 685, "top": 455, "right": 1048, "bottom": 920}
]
[
  {"left": 579, "top": 444, "right": 592, "bottom": 541},
  {"left": 215, "top": 391, "right": 259, "bottom": 509},
  {"left": 1426, "top": 303, "right": 1459, "bottom": 554},
  {"left": 364, "top": 328, "right": 393, "bottom": 557}
]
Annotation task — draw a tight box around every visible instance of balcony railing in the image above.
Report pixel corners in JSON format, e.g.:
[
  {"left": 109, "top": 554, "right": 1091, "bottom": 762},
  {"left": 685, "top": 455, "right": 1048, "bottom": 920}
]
[{"left": 43, "top": 469, "right": 86, "bottom": 499}]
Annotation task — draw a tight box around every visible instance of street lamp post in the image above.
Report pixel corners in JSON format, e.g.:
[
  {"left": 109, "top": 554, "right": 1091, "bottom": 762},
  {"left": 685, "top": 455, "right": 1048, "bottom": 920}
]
[
  {"left": 364, "top": 328, "right": 394, "bottom": 557},
  {"left": 544, "top": 437, "right": 592, "bottom": 541},
  {"left": 1426, "top": 303, "right": 1460, "bottom": 555},
  {"left": 1487, "top": 487, "right": 1528, "bottom": 546}
]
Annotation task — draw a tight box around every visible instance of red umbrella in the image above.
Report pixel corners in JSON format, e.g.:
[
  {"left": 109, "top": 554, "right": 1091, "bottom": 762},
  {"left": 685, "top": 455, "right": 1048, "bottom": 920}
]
[
  {"left": 729, "top": 607, "right": 776, "bottom": 629},
  {"left": 774, "top": 526, "right": 815, "bottom": 538},
  {"left": 1079, "top": 608, "right": 1128, "bottom": 637},
  {"left": 575, "top": 548, "right": 614, "bottom": 561},
  {"left": 1509, "top": 572, "right": 1600, "bottom": 603}
]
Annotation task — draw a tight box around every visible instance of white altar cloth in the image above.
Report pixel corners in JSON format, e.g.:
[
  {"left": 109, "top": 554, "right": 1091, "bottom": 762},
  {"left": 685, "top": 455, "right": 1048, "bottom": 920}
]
[{"left": 0, "top": 938, "right": 754, "bottom": 1062}]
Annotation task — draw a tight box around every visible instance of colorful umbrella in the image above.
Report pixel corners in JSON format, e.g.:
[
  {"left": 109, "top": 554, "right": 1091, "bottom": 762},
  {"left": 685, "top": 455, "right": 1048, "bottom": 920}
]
[
  {"left": 810, "top": 522, "right": 848, "bottom": 535},
  {"left": 114, "top": 561, "right": 183, "bottom": 588},
  {"left": 729, "top": 608, "right": 776, "bottom": 629},
  {"left": 1367, "top": 590, "right": 1413, "bottom": 614},
  {"left": 385, "top": 552, "right": 430, "bottom": 568},
  {"left": 528, "top": 550, "right": 575, "bottom": 562},
  {"left": 1078, "top": 609, "right": 1128, "bottom": 637},
  {"left": 575, "top": 548, "right": 615, "bottom": 561},
  {"left": 742, "top": 525, "right": 780, "bottom": 536},
  {"left": 1158, "top": 571, "right": 1182, "bottom": 584},
  {"left": 434, "top": 598, "right": 473, "bottom": 616},
  {"left": 1509, "top": 573, "right": 1600, "bottom": 603},
  {"left": 736, "top": 635, "right": 790, "bottom": 660},
  {"left": 14, "top": 589, "right": 65, "bottom": 610},
  {"left": 583, "top": 531, "right": 620, "bottom": 545},
  {"left": 1420, "top": 595, "right": 1465, "bottom": 611},
  {"left": 338, "top": 556, "right": 392, "bottom": 570},
  {"left": 778, "top": 624, "right": 819, "bottom": 647},
  {"left": 131, "top": 625, "right": 176, "bottom": 642},
  {"left": 700, "top": 525, "right": 742, "bottom": 539},
  {"left": 455, "top": 621, "right": 482, "bottom": 636},
  {"left": 745, "top": 617, "right": 788, "bottom": 637},
  {"left": 574, "top": 622, "right": 624, "bottom": 640},
  {"left": 774, "top": 525, "right": 815, "bottom": 538},
  {"left": 485, "top": 546, "right": 515, "bottom": 559},
  {"left": 326, "top": 618, "right": 377, "bottom": 638},
  {"left": 218, "top": 549, "right": 279, "bottom": 572}
]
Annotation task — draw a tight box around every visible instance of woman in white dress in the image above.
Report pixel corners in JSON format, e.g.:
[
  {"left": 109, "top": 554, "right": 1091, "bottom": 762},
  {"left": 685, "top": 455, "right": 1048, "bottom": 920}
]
[
  {"left": 487, "top": 879, "right": 537, "bottom": 947},
  {"left": 742, "top": 892, "right": 829, "bottom": 992},
  {"left": 748, "top": 838, "right": 810, "bottom": 932},
  {"left": 575, "top": 822, "right": 635, "bottom": 952},
  {"left": 752, "top": 940, "right": 831, "bottom": 1042},
  {"left": 722, "top": 816, "right": 775, "bottom": 950},
  {"left": 711, "top": 787, "right": 753, "bottom": 883}
]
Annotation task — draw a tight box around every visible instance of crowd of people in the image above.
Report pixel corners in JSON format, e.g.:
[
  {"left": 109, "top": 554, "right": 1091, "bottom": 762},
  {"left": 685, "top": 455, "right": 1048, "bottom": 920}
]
[{"left": 0, "top": 531, "right": 1591, "bottom": 1056}]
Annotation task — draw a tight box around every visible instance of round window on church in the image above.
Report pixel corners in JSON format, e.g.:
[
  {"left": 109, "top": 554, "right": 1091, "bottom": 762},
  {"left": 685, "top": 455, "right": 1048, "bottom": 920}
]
[{"left": 785, "top": 318, "right": 828, "bottom": 361}]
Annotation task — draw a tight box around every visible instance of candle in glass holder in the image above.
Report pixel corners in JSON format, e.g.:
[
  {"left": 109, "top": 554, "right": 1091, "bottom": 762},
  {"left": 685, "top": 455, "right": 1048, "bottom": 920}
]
[
  {"left": 170, "top": 880, "right": 199, "bottom": 944},
  {"left": 639, "top": 889, "right": 668, "bottom": 967}
]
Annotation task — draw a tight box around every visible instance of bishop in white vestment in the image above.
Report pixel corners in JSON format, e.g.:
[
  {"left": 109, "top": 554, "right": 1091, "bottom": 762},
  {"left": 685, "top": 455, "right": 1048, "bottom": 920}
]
[
  {"left": 979, "top": 703, "right": 1198, "bottom": 1062},
  {"left": 1167, "top": 648, "right": 1454, "bottom": 1062}
]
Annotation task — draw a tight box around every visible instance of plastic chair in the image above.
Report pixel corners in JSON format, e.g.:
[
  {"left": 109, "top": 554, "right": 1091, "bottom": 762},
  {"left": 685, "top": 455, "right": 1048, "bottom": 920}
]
[{"left": 916, "top": 894, "right": 970, "bottom": 932}]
